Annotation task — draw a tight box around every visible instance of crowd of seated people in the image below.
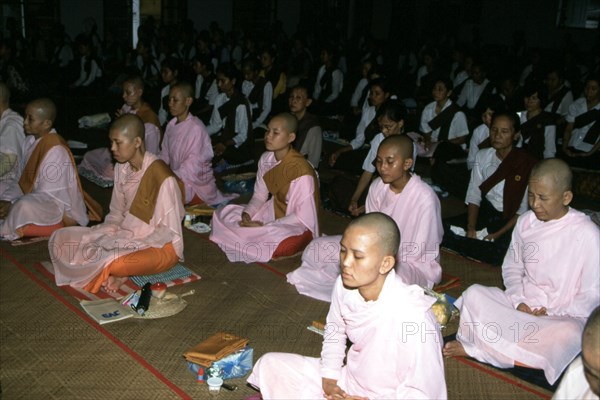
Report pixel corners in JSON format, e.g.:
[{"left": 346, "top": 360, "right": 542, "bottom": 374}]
[{"left": 1, "top": 15, "right": 599, "bottom": 398}]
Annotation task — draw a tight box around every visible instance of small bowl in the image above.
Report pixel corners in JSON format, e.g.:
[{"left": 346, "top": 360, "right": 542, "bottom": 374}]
[
  {"left": 207, "top": 377, "right": 223, "bottom": 393},
  {"left": 150, "top": 282, "right": 167, "bottom": 299}
]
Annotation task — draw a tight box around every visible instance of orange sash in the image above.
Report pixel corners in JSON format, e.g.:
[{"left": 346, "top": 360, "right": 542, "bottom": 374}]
[
  {"left": 263, "top": 148, "right": 320, "bottom": 227},
  {"left": 128, "top": 159, "right": 185, "bottom": 224}
]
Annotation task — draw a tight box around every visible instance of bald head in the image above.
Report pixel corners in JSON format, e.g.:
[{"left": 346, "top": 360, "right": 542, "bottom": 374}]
[
  {"left": 28, "top": 98, "right": 57, "bottom": 123},
  {"left": 124, "top": 75, "right": 144, "bottom": 90},
  {"left": 273, "top": 112, "right": 298, "bottom": 134},
  {"left": 0, "top": 82, "right": 9, "bottom": 106},
  {"left": 379, "top": 135, "right": 413, "bottom": 161},
  {"left": 530, "top": 158, "right": 572, "bottom": 193},
  {"left": 171, "top": 81, "right": 194, "bottom": 99},
  {"left": 347, "top": 212, "right": 400, "bottom": 257},
  {"left": 110, "top": 114, "right": 144, "bottom": 141}
]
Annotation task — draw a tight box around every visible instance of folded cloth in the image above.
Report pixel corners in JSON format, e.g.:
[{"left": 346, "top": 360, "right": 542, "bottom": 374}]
[
  {"left": 184, "top": 332, "right": 249, "bottom": 367},
  {"left": 78, "top": 113, "right": 111, "bottom": 128},
  {"left": 449, "top": 225, "right": 491, "bottom": 241}
]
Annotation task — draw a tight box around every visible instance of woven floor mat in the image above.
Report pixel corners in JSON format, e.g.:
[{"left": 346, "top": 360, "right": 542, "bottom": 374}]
[{"left": 1, "top": 224, "right": 555, "bottom": 399}]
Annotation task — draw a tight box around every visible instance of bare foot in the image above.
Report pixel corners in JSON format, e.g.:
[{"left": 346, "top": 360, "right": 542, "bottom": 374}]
[
  {"left": 443, "top": 340, "right": 468, "bottom": 358},
  {"left": 103, "top": 276, "right": 128, "bottom": 292}
]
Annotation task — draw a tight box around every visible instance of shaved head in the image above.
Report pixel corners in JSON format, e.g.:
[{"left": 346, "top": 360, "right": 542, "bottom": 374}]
[
  {"left": 530, "top": 158, "right": 572, "bottom": 193},
  {"left": 379, "top": 135, "right": 413, "bottom": 161},
  {"left": 171, "top": 81, "right": 194, "bottom": 99},
  {"left": 272, "top": 112, "right": 298, "bottom": 134},
  {"left": 110, "top": 114, "right": 144, "bottom": 141},
  {"left": 124, "top": 75, "right": 144, "bottom": 89},
  {"left": 28, "top": 98, "right": 57, "bottom": 123},
  {"left": 347, "top": 212, "right": 400, "bottom": 257}
]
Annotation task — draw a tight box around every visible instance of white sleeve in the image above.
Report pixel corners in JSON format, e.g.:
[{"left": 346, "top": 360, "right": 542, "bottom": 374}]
[
  {"left": 206, "top": 94, "right": 225, "bottom": 135},
  {"left": 253, "top": 82, "right": 273, "bottom": 128},
  {"left": 465, "top": 152, "right": 485, "bottom": 206},
  {"left": 448, "top": 112, "right": 469, "bottom": 139},
  {"left": 300, "top": 126, "right": 323, "bottom": 168},
  {"left": 543, "top": 126, "right": 557, "bottom": 159},
  {"left": 232, "top": 105, "right": 249, "bottom": 147},
  {"left": 324, "top": 70, "right": 343, "bottom": 103}
]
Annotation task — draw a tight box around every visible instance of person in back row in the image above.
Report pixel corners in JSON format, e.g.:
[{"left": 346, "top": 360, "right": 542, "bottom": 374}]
[
  {"left": 288, "top": 83, "right": 322, "bottom": 168},
  {"left": 50, "top": 115, "right": 185, "bottom": 293},
  {"left": 79, "top": 75, "right": 161, "bottom": 182},
  {"left": 288, "top": 135, "right": 442, "bottom": 301},
  {"left": 159, "top": 81, "right": 236, "bottom": 206},
  {"left": 206, "top": 63, "right": 253, "bottom": 167},
  {"left": 210, "top": 113, "right": 320, "bottom": 263},
  {"left": 249, "top": 212, "right": 447, "bottom": 399},
  {"left": 442, "top": 112, "right": 538, "bottom": 266}
]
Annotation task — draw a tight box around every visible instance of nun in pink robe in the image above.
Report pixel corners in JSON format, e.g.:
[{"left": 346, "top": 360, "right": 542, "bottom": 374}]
[
  {"left": 78, "top": 104, "right": 161, "bottom": 181},
  {"left": 50, "top": 152, "right": 185, "bottom": 289},
  {"left": 159, "top": 113, "right": 236, "bottom": 205},
  {"left": 453, "top": 208, "right": 600, "bottom": 385},
  {"left": 209, "top": 151, "right": 319, "bottom": 263},
  {"left": 0, "top": 130, "right": 88, "bottom": 240},
  {"left": 287, "top": 174, "right": 443, "bottom": 301},
  {"left": 247, "top": 273, "right": 447, "bottom": 399}
]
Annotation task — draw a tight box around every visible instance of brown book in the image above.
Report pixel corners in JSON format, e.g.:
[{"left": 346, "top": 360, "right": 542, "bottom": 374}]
[{"left": 183, "top": 332, "right": 248, "bottom": 366}]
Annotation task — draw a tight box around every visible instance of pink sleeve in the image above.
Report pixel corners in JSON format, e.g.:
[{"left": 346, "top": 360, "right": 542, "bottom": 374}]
[
  {"left": 158, "top": 129, "right": 170, "bottom": 165},
  {"left": 564, "top": 225, "right": 600, "bottom": 317},
  {"left": 320, "top": 278, "right": 347, "bottom": 381},
  {"left": 195, "top": 126, "right": 216, "bottom": 186},
  {"left": 244, "top": 155, "right": 270, "bottom": 217},
  {"left": 394, "top": 311, "right": 447, "bottom": 399},
  {"left": 270, "top": 175, "right": 319, "bottom": 236},
  {"left": 365, "top": 179, "right": 381, "bottom": 213},
  {"left": 102, "top": 164, "right": 129, "bottom": 227},
  {"left": 502, "top": 219, "right": 527, "bottom": 307},
  {"left": 167, "top": 128, "right": 209, "bottom": 204},
  {"left": 404, "top": 192, "right": 443, "bottom": 285},
  {"left": 144, "top": 123, "right": 161, "bottom": 155}
]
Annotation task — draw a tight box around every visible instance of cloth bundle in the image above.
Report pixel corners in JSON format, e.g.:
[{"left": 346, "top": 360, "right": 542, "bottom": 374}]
[
  {"left": 449, "top": 225, "right": 490, "bottom": 241},
  {"left": 78, "top": 113, "right": 111, "bottom": 128},
  {"left": 183, "top": 332, "right": 249, "bottom": 367}
]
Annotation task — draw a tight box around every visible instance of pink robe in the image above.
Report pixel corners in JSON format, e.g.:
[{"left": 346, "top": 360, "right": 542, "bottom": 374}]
[
  {"left": 287, "top": 174, "right": 443, "bottom": 301},
  {"left": 455, "top": 208, "right": 600, "bottom": 384},
  {"left": 50, "top": 152, "right": 185, "bottom": 288},
  {"left": 209, "top": 151, "right": 319, "bottom": 263},
  {"left": 247, "top": 273, "right": 447, "bottom": 399},
  {"left": 78, "top": 104, "right": 161, "bottom": 181},
  {"left": 0, "top": 130, "right": 87, "bottom": 240},
  {"left": 159, "top": 114, "right": 236, "bottom": 205}
]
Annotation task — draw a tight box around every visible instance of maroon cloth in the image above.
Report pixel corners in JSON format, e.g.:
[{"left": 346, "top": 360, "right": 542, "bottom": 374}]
[
  {"left": 427, "top": 103, "right": 461, "bottom": 142},
  {"left": 520, "top": 112, "right": 555, "bottom": 159},
  {"left": 479, "top": 148, "right": 538, "bottom": 219}
]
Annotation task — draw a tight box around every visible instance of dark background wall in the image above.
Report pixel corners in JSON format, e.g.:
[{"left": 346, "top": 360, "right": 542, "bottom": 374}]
[{"left": 1, "top": 0, "right": 598, "bottom": 51}]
